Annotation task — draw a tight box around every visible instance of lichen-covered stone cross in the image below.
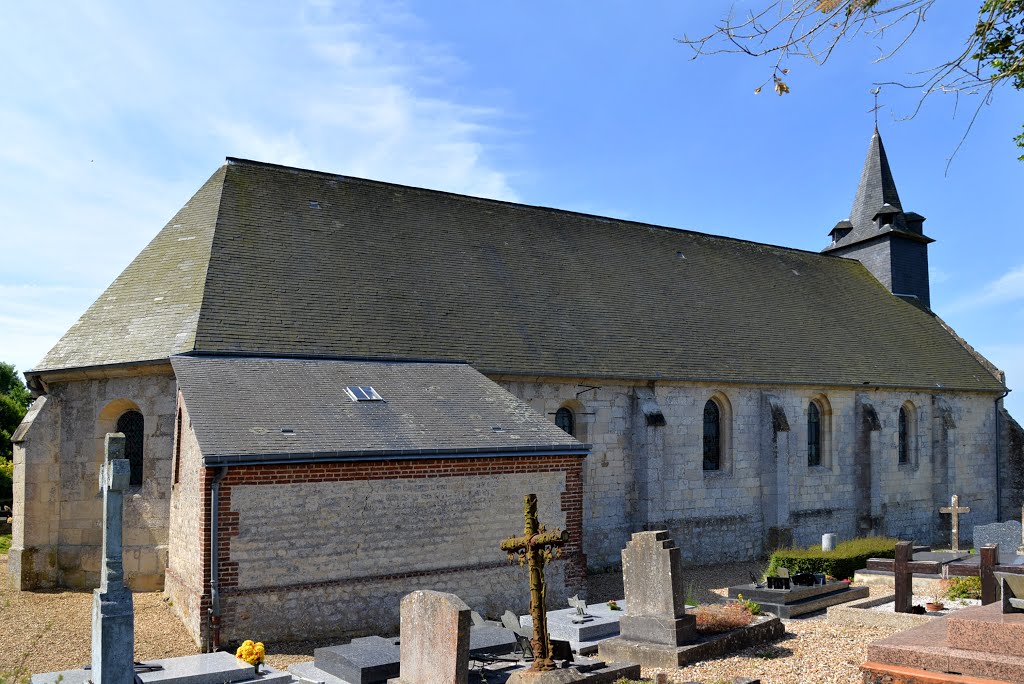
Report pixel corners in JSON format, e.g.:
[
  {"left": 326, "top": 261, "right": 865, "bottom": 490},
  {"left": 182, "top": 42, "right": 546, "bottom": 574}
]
[
  {"left": 500, "top": 493, "right": 568, "bottom": 671},
  {"left": 939, "top": 494, "right": 971, "bottom": 552}
]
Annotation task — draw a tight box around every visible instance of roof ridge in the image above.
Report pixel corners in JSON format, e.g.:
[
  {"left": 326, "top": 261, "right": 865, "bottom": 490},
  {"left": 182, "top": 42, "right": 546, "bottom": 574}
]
[{"left": 223, "top": 156, "right": 848, "bottom": 261}]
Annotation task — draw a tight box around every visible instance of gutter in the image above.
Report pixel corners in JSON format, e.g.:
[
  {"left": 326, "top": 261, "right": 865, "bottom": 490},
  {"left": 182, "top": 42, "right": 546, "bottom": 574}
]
[
  {"left": 996, "top": 388, "right": 1012, "bottom": 517},
  {"left": 208, "top": 466, "right": 228, "bottom": 652},
  {"left": 202, "top": 445, "right": 590, "bottom": 468}
]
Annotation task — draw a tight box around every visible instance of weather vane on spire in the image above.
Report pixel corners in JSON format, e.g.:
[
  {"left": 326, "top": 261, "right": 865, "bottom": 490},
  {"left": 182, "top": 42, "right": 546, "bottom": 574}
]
[{"left": 869, "top": 87, "right": 882, "bottom": 128}]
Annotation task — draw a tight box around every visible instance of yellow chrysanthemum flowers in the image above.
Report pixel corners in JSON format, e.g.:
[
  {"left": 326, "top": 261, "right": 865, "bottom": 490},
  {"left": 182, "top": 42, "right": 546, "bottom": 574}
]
[{"left": 236, "top": 640, "right": 266, "bottom": 666}]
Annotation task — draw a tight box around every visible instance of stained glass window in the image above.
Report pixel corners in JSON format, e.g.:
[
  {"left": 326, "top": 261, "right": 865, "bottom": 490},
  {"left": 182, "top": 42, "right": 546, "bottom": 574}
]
[
  {"left": 116, "top": 410, "right": 145, "bottom": 487},
  {"left": 555, "top": 407, "right": 575, "bottom": 437},
  {"left": 898, "top": 406, "right": 909, "bottom": 464},
  {"left": 808, "top": 402, "right": 821, "bottom": 467},
  {"left": 703, "top": 400, "right": 720, "bottom": 471}
]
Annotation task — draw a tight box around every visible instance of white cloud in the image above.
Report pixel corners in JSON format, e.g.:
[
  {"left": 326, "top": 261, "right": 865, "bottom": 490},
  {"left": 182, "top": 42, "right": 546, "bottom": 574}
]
[
  {"left": 0, "top": 0, "right": 519, "bottom": 370},
  {"left": 947, "top": 264, "right": 1024, "bottom": 314}
]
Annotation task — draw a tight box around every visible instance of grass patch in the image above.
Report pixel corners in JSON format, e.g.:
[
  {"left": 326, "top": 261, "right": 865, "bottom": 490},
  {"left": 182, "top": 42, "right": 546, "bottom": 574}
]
[{"left": 0, "top": 534, "right": 11, "bottom": 554}]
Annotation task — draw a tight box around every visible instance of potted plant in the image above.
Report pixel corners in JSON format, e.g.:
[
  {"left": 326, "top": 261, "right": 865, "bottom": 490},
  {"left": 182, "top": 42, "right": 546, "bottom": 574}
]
[{"left": 925, "top": 580, "right": 951, "bottom": 612}]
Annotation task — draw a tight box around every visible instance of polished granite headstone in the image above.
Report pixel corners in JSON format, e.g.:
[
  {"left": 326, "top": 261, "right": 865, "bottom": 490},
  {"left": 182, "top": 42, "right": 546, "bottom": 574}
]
[
  {"left": 974, "top": 520, "right": 1024, "bottom": 562},
  {"left": 726, "top": 580, "right": 868, "bottom": 618},
  {"left": 864, "top": 602, "right": 1024, "bottom": 683},
  {"left": 33, "top": 652, "right": 293, "bottom": 684},
  {"left": 309, "top": 636, "right": 402, "bottom": 684},
  {"left": 520, "top": 600, "right": 627, "bottom": 653}
]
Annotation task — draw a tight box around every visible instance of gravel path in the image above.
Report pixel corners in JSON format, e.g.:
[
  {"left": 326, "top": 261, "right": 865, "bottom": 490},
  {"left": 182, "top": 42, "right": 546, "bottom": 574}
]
[{"left": 1, "top": 555, "right": 908, "bottom": 683}]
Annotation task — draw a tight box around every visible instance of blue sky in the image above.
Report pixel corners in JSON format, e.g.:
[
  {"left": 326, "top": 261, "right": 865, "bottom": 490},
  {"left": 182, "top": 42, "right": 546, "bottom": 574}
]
[{"left": 1, "top": 1, "right": 1022, "bottom": 415}]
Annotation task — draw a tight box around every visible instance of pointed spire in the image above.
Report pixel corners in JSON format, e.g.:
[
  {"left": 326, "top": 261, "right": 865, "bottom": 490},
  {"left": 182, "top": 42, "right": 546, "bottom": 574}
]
[{"left": 849, "top": 127, "right": 903, "bottom": 230}]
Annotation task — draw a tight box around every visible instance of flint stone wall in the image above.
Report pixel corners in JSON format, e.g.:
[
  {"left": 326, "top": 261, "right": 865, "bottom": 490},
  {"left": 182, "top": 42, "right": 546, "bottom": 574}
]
[
  {"left": 164, "top": 393, "right": 205, "bottom": 645},
  {"left": 216, "top": 468, "right": 575, "bottom": 643}
]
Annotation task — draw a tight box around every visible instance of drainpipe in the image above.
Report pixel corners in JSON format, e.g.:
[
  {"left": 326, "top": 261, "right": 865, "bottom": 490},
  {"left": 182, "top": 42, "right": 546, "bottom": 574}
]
[
  {"left": 208, "top": 466, "right": 228, "bottom": 652},
  {"left": 995, "top": 389, "right": 1011, "bottom": 519}
]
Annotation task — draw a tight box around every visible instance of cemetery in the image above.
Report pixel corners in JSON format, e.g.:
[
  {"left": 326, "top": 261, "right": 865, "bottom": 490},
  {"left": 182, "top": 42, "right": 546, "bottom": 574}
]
[{"left": 6, "top": 435, "right": 1024, "bottom": 684}]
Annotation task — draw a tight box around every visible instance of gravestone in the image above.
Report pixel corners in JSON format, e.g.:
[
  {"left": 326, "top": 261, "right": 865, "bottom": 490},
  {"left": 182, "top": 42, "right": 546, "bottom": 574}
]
[
  {"left": 822, "top": 533, "right": 837, "bottom": 552},
  {"left": 973, "top": 519, "right": 1023, "bottom": 562},
  {"left": 389, "top": 590, "right": 470, "bottom": 684},
  {"left": 893, "top": 541, "right": 913, "bottom": 614},
  {"left": 92, "top": 433, "right": 135, "bottom": 684},
  {"left": 938, "top": 495, "right": 970, "bottom": 552},
  {"left": 598, "top": 531, "right": 696, "bottom": 668}
]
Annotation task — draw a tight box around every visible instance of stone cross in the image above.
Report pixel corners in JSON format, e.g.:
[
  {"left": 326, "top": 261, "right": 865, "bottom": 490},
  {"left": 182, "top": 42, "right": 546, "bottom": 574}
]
[
  {"left": 939, "top": 494, "right": 971, "bottom": 552},
  {"left": 499, "top": 494, "right": 567, "bottom": 671},
  {"left": 92, "top": 433, "right": 135, "bottom": 684}
]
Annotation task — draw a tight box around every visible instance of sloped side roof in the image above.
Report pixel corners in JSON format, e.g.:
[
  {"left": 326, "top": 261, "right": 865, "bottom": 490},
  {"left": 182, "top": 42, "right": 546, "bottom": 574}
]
[
  {"left": 190, "top": 159, "right": 1002, "bottom": 391},
  {"left": 37, "top": 158, "right": 1005, "bottom": 392},
  {"left": 171, "top": 356, "right": 585, "bottom": 464},
  {"left": 34, "top": 168, "right": 226, "bottom": 371}
]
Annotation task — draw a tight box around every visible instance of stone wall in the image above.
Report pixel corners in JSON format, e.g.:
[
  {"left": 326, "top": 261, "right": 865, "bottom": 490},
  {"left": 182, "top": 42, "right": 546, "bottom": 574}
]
[
  {"left": 164, "top": 393, "right": 206, "bottom": 645},
  {"left": 8, "top": 364, "right": 176, "bottom": 590},
  {"left": 999, "top": 406, "right": 1024, "bottom": 522},
  {"left": 212, "top": 456, "right": 585, "bottom": 644},
  {"left": 494, "top": 376, "right": 1001, "bottom": 567}
]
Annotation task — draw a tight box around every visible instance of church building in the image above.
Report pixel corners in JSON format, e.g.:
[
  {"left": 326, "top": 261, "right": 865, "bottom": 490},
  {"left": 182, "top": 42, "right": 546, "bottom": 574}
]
[{"left": 9, "top": 130, "right": 1022, "bottom": 646}]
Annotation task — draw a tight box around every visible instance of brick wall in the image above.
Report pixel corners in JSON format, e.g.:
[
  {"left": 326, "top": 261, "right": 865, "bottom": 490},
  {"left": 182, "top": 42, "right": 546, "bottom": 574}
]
[{"left": 209, "top": 455, "right": 585, "bottom": 643}]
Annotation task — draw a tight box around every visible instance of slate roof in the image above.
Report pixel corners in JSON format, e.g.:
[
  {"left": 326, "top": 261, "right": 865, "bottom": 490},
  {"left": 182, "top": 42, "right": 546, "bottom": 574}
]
[
  {"left": 36, "top": 156, "right": 1004, "bottom": 392},
  {"left": 825, "top": 128, "right": 933, "bottom": 252},
  {"left": 170, "top": 356, "right": 586, "bottom": 465}
]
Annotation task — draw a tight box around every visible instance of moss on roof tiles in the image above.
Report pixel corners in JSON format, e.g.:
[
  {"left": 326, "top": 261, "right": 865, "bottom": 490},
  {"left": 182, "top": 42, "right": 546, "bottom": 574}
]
[
  {"left": 35, "top": 159, "right": 1005, "bottom": 392},
  {"left": 33, "top": 167, "right": 226, "bottom": 371}
]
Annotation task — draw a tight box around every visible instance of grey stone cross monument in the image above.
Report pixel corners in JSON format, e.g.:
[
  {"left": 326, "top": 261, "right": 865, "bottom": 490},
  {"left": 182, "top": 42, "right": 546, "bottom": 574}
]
[
  {"left": 939, "top": 494, "right": 971, "bottom": 552},
  {"left": 91, "top": 433, "right": 135, "bottom": 684}
]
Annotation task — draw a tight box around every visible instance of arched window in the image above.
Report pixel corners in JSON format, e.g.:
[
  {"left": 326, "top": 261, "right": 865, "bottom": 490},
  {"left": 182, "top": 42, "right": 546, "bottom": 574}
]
[
  {"left": 173, "top": 407, "right": 183, "bottom": 485},
  {"left": 898, "top": 403, "right": 915, "bottom": 465},
  {"left": 116, "top": 410, "right": 145, "bottom": 487},
  {"left": 808, "top": 401, "right": 822, "bottom": 467},
  {"left": 555, "top": 407, "right": 575, "bottom": 437},
  {"left": 703, "top": 400, "right": 721, "bottom": 471}
]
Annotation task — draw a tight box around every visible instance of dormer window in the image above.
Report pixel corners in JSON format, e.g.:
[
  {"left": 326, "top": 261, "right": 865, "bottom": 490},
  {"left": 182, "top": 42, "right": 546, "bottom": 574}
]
[
  {"left": 874, "top": 204, "right": 900, "bottom": 229},
  {"left": 829, "top": 220, "right": 853, "bottom": 244}
]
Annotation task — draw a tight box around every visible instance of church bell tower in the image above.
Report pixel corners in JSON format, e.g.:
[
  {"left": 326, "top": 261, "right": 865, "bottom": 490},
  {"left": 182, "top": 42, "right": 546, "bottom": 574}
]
[{"left": 823, "top": 128, "right": 934, "bottom": 308}]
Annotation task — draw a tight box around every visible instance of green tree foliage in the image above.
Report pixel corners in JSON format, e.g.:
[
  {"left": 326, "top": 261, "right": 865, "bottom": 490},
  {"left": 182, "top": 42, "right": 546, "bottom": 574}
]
[
  {"left": 681, "top": 1, "right": 1024, "bottom": 159},
  {"left": 1, "top": 362, "right": 31, "bottom": 462}
]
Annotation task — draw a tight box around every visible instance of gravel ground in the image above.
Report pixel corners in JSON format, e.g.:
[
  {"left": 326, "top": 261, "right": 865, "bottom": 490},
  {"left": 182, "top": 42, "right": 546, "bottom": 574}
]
[
  {"left": 0, "top": 557, "right": 199, "bottom": 679},
  {"left": 1, "top": 555, "right": 909, "bottom": 683}
]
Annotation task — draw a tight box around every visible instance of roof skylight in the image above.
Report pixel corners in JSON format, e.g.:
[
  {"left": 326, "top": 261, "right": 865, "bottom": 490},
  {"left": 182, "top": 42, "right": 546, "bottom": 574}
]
[{"left": 346, "top": 386, "right": 383, "bottom": 402}]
